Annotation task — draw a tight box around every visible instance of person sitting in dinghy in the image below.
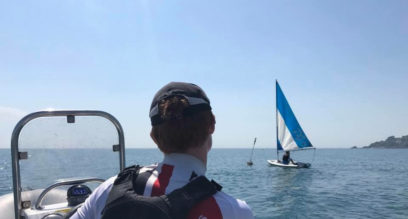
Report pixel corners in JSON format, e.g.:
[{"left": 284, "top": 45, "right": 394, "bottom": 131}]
[{"left": 282, "top": 151, "right": 296, "bottom": 165}]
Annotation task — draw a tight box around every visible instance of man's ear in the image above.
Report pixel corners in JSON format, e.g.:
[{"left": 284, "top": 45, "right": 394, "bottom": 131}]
[
  {"left": 150, "top": 129, "right": 159, "bottom": 145},
  {"left": 209, "top": 114, "right": 215, "bottom": 134}
]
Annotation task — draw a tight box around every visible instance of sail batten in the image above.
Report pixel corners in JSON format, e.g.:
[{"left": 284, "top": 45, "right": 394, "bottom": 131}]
[{"left": 276, "top": 81, "right": 312, "bottom": 151}]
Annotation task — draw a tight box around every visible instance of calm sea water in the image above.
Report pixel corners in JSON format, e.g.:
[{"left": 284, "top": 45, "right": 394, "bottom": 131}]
[{"left": 1, "top": 148, "right": 407, "bottom": 219}]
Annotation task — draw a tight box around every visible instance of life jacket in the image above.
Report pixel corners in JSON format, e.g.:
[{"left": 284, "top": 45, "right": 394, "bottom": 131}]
[
  {"left": 282, "top": 154, "right": 290, "bottom": 164},
  {"left": 101, "top": 165, "right": 222, "bottom": 219}
]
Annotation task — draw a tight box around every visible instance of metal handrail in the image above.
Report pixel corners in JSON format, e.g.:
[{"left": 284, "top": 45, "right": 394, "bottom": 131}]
[
  {"left": 35, "top": 177, "right": 105, "bottom": 210},
  {"left": 11, "top": 110, "right": 126, "bottom": 219}
]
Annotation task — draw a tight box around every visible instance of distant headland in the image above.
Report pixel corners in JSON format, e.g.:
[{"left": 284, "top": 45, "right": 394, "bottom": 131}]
[{"left": 361, "top": 135, "right": 408, "bottom": 149}]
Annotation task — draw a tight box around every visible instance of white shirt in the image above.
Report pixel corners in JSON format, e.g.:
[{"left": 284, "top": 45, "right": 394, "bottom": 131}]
[{"left": 72, "top": 153, "right": 253, "bottom": 219}]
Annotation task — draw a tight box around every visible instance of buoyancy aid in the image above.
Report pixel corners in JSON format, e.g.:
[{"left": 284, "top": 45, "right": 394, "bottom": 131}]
[{"left": 101, "top": 165, "right": 222, "bottom": 219}]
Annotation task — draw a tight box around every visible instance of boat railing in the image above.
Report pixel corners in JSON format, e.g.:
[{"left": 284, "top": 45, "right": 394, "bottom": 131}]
[{"left": 10, "top": 110, "right": 126, "bottom": 219}]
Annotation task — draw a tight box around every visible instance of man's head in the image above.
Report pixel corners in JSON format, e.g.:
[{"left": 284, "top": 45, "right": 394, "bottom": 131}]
[{"left": 149, "top": 82, "right": 215, "bottom": 154}]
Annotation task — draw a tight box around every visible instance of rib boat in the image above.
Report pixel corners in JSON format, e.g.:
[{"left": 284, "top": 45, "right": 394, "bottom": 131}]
[{"left": 0, "top": 110, "right": 126, "bottom": 219}]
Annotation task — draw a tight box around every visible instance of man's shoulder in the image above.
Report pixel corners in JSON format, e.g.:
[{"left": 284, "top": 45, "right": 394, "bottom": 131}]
[
  {"left": 213, "top": 191, "right": 253, "bottom": 218},
  {"left": 84, "top": 175, "right": 117, "bottom": 206},
  {"left": 138, "top": 164, "right": 158, "bottom": 172},
  {"left": 186, "top": 190, "right": 253, "bottom": 219},
  {"left": 95, "top": 164, "right": 158, "bottom": 196},
  {"left": 73, "top": 164, "right": 159, "bottom": 219}
]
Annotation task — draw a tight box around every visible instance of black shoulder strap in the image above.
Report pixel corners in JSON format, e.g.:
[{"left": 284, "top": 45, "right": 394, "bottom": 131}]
[
  {"left": 102, "top": 165, "right": 142, "bottom": 213},
  {"left": 163, "top": 176, "right": 222, "bottom": 219},
  {"left": 133, "top": 166, "right": 156, "bottom": 195}
]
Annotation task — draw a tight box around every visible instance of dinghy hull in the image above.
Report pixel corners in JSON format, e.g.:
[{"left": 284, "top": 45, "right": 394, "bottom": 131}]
[{"left": 267, "top": 160, "right": 311, "bottom": 168}]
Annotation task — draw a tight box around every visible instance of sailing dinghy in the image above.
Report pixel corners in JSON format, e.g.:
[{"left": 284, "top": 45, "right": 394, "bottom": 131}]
[{"left": 267, "top": 81, "right": 314, "bottom": 168}]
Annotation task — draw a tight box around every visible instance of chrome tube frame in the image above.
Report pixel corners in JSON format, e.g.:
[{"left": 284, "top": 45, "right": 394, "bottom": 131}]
[
  {"left": 11, "top": 110, "right": 126, "bottom": 219},
  {"left": 35, "top": 177, "right": 105, "bottom": 210}
]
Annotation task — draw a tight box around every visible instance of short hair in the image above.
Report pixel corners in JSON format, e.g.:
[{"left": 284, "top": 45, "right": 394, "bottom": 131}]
[{"left": 151, "top": 96, "right": 215, "bottom": 153}]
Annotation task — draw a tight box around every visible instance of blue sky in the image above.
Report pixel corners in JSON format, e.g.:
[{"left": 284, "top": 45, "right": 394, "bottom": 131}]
[{"left": 1, "top": 0, "right": 407, "bottom": 148}]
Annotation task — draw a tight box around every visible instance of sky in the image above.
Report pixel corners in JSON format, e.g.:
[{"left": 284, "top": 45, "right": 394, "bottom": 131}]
[{"left": 0, "top": 0, "right": 407, "bottom": 149}]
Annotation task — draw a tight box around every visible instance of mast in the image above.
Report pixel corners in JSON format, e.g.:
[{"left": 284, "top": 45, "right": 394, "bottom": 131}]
[
  {"left": 247, "top": 137, "right": 257, "bottom": 166},
  {"left": 249, "top": 137, "right": 257, "bottom": 161},
  {"left": 276, "top": 80, "right": 279, "bottom": 160}
]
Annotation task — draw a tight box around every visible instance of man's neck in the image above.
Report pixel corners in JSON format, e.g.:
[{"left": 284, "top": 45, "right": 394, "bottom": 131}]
[
  {"left": 185, "top": 146, "right": 208, "bottom": 166},
  {"left": 185, "top": 135, "right": 212, "bottom": 165},
  {"left": 162, "top": 153, "right": 207, "bottom": 176}
]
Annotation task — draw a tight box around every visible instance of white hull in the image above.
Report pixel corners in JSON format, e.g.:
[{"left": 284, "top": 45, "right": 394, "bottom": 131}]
[
  {"left": 267, "top": 159, "right": 311, "bottom": 168},
  {"left": 0, "top": 189, "right": 68, "bottom": 219}
]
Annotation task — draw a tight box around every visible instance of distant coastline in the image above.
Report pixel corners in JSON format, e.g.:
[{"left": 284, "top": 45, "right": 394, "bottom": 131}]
[{"left": 359, "top": 135, "right": 408, "bottom": 149}]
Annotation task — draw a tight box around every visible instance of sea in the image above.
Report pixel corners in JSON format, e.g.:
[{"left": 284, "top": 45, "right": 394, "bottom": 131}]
[{"left": 0, "top": 148, "right": 407, "bottom": 219}]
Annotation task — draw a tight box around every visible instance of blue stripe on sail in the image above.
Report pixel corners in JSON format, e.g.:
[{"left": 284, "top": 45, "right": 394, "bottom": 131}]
[
  {"left": 277, "top": 139, "right": 283, "bottom": 151},
  {"left": 276, "top": 82, "right": 312, "bottom": 149}
]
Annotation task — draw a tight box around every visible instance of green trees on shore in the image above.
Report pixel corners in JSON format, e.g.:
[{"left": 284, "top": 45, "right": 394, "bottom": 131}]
[{"left": 365, "top": 135, "right": 408, "bottom": 148}]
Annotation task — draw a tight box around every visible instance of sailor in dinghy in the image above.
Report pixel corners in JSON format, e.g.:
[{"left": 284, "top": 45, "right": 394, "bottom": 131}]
[{"left": 281, "top": 151, "right": 296, "bottom": 165}]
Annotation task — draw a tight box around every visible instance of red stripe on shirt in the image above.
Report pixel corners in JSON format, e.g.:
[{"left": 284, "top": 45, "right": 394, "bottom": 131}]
[
  {"left": 187, "top": 196, "right": 223, "bottom": 219},
  {"left": 151, "top": 164, "right": 174, "bottom": 196}
]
